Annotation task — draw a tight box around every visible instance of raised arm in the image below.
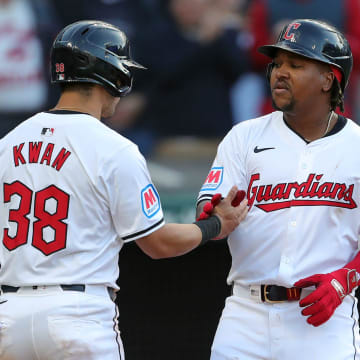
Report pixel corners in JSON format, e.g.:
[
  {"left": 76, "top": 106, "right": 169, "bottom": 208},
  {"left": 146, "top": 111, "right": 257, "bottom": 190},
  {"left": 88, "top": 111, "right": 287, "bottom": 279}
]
[{"left": 136, "top": 186, "right": 248, "bottom": 259}]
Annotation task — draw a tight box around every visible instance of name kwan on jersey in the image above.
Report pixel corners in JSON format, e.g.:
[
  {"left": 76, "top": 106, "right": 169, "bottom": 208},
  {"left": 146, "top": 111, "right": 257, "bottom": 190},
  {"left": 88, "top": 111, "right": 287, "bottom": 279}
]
[{"left": 12, "top": 141, "right": 71, "bottom": 171}]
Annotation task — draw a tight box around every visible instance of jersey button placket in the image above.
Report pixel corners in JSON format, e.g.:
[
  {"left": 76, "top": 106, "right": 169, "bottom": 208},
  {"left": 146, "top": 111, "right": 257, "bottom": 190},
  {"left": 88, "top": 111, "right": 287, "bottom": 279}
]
[
  {"left": 277, "top": 210, "right": 297, "bottom": 281},
  {"left": 299, "top": 149, "right": 311, "bottom": 173},
  {"left": 269, "top": 310, "right": 283, "bottom": 359},
  {"left": 279, "top": 148, "right": 313, "bottom": 281},
  {"left": 281, "top": 255, "right": 291, "bottom": 265}
]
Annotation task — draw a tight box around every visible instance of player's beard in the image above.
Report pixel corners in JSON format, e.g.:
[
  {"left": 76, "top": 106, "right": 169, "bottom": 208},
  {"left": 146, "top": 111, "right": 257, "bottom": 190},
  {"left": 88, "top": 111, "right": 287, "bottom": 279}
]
[{"left": 271, "top": 96, "right": 295, "bottom": 112}]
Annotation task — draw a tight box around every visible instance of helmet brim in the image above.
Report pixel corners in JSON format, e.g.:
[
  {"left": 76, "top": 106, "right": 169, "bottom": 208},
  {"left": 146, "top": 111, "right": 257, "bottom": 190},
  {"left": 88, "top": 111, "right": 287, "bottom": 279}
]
[
  {"left": 258, "top": 43, "right": 329, "bottom": 64},
  {"left": 122, "top": 59, "right": 147, "bottom": 70}
]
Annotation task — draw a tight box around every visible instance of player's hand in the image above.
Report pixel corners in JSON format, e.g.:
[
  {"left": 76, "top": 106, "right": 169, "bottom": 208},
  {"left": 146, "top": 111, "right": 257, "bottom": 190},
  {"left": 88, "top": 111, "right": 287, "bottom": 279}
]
[
  {"left": 196, "top": 190, "right": 246, "bottom": 221},
  {"left": 212, "top": 186, "right": 248, "bottom": 240},
  {"left": 294, "top": 268, "right": 358, "bottom": 327}
]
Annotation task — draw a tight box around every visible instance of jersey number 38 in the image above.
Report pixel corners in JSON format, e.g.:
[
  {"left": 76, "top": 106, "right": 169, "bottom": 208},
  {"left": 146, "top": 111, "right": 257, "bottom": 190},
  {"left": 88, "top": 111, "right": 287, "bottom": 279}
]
[{"left": 2, "top": 181, "right": 70, "bottom": 256}]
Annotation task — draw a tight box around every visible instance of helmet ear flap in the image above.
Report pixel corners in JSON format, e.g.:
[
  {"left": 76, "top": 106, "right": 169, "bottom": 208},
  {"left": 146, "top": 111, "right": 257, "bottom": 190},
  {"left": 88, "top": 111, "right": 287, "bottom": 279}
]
[{"left": 266, "top": 62, "right": 275, "bottom": 82}]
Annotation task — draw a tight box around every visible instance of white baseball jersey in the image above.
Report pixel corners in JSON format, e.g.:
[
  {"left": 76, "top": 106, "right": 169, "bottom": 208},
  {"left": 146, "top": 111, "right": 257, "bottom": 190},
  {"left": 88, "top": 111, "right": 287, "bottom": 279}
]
[
  {"left": 0, "top": 110, "right": 165, "bottom": 289},
  {"left": 198, "top": 111, "right": 360, "bottom": 287}
]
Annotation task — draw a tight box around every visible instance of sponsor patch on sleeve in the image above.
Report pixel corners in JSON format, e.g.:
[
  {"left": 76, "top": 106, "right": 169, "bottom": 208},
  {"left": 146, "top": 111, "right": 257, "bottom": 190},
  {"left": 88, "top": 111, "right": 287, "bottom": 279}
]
[
  {"left": 141, "top": 184, "right": 161, "bottom": 218},
  {"left": 201, "top": 167, "right": 223, "bottom": 191}
]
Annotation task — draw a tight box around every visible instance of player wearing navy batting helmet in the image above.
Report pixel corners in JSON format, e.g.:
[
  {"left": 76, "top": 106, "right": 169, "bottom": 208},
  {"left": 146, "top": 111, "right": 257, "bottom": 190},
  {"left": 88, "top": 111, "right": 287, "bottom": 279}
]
[{"left": 0, "top": 20, "right": 247, "bottom": 359}]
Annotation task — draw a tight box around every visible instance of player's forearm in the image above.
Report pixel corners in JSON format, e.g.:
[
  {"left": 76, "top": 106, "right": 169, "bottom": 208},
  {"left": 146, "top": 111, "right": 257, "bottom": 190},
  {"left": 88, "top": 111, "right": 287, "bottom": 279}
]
[
  {"left": 136, "top": 223, "right": 203, "bottom": 259},
  {"left": 136, "top": 186, "right": 247, "bottom": 259}
]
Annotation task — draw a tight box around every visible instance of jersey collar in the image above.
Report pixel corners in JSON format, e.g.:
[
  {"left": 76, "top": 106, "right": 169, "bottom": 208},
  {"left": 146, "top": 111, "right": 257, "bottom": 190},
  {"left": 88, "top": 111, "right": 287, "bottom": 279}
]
[
  {"left": 283, "top": 114, "right": 347, "bottom": 144},
  {"left": 45, "top": 110, "right": 92, "bottom": 116}
]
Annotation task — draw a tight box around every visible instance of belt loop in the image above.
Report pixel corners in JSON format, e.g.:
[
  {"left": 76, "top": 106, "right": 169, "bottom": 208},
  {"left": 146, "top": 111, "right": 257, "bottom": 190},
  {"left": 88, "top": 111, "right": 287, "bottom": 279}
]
[{"left": 249, "top": 285, "right": 263, "bottom": 303}]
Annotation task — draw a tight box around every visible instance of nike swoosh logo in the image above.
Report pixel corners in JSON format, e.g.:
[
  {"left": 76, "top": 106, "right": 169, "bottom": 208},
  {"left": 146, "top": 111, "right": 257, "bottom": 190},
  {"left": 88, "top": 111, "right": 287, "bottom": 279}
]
[
  {"left": 0, "top": 300, "right": 8, "bottom": 305},
  {"left": 254, "top": 146, "right": 275, "bottom": 153}
]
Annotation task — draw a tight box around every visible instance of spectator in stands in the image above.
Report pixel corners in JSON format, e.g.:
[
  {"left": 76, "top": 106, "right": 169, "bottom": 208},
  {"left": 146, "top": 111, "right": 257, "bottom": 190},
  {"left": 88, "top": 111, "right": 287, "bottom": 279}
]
[
  {"left": 0, "top": 0, "right": 60, "bottom": 137},
  {"left": 51, "top": 0, "right": 160, "bottom": 155},
  {"left": 105, "top": 0, "right": 251, "bottom": 155},
  {"left": 52, "top": 0, "right": 147, "bottom": 40}
]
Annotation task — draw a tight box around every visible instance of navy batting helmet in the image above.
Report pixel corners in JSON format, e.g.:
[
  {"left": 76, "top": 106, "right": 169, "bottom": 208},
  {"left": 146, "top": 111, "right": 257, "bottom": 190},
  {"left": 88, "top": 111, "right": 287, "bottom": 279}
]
[
  {"left": 258, "top": 19, "right": 353, "bottom": 92},
  {"left": 51, "top": 20, "right": 146, "bottom": 97}
]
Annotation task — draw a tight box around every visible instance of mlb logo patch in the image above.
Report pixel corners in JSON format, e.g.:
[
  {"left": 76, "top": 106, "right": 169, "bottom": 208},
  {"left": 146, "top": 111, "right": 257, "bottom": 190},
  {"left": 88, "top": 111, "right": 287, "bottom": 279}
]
[
  {"left": 41, "top": 128, "right": 54, "bottom": 136},
  {"left": 201, "top": 167, "right": 223, "bottom": 191},
  {"left": 141, "top": 184, "right": 161, "bottom": 218}
]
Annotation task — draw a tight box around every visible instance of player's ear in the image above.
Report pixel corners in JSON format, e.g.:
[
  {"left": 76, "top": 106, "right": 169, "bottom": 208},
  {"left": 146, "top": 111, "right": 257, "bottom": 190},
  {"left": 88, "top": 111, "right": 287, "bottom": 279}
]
[{"left": 320, "top": 67, "right": 335, "bottom": 93}]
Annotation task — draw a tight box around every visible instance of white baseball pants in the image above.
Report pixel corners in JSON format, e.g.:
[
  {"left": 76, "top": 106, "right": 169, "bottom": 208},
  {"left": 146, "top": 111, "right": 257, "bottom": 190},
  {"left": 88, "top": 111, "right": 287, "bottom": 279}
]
[
  {"left": 0, "top": 286, "right": 124, "bottom": 360},
  {"left": 211, "top": 287, "right": 360, "bottom": 360}
]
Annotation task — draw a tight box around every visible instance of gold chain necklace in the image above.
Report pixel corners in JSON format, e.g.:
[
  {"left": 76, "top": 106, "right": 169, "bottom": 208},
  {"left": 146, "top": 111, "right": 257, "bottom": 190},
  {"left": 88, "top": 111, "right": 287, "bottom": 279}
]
[{"left": 304, "top": 111, "right": 334, "bottom": 142}]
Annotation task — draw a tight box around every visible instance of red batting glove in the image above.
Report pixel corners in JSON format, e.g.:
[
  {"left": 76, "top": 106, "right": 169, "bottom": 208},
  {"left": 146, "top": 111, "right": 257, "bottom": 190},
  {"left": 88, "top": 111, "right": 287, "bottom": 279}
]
[
  {"left": 196, "top": 191, "right": 245, "bottom": 221},
  {"left": 294, "top": 268, "right": 359, "bottom": 327},
  {"left": 211, "top": 193, "right": 222, "bottom": 207},
  {"left": 231, "top": 190, "right": 246, "bottom": 207},
  {"left": 196, "top": 193, "right": 222, "bottom": 221}
]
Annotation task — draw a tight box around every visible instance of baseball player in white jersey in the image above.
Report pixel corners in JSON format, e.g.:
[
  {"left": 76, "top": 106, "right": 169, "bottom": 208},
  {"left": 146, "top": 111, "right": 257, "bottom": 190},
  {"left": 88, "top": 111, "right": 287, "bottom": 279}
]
[
  {"left": 197, "top": 19, "right": 360, "bottom": 359},
  {"left": 0, "top": 21, "right": 248, "bottom": 360}
]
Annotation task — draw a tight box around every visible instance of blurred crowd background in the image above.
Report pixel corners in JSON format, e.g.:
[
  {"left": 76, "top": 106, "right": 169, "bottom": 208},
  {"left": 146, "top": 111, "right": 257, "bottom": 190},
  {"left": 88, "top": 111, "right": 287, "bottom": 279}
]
[
  {"left": 1, "top": 1, "right": 360, "bottom": 359},
  {"left": 1, "top": 0, "right": 360, "bottom": 152},
  {"left": 2, "top": 0, "right": 360, "bottom": 218}
]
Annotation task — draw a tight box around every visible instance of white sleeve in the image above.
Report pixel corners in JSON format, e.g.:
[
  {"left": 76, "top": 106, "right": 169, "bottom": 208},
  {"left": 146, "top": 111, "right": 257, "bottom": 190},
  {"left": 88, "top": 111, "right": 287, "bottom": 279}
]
[
  {"left": 105, "top": 144, "right": 164, "bottom": 242},
  {"left": 197, "top": 128, "right": 247, "bottom": 204}
]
